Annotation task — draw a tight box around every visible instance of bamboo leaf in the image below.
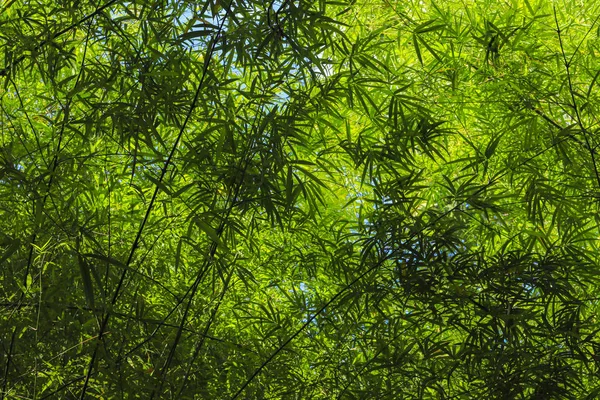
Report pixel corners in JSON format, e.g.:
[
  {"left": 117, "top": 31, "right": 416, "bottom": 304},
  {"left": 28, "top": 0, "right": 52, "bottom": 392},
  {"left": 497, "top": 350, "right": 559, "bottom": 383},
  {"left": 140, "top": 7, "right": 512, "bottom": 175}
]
[
  {"left": 77, "top": 253, "right": 95, "bottom": 309},
  {"left": 193, "top": 217, "right": 226, "bottom": 248}
]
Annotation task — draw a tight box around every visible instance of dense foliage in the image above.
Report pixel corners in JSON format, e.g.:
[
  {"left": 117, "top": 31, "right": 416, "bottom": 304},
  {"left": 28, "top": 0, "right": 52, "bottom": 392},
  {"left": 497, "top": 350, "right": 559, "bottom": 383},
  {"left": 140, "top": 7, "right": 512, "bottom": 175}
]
[{"left": 2, "top": 0, "right": 600, "bottom": 398}]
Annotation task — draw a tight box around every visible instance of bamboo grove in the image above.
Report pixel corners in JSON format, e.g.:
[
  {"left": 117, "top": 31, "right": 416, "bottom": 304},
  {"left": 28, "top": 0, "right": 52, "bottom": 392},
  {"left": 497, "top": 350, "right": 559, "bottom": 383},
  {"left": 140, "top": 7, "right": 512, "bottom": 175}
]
[{"left": 2, "top": 0, "right": 600, "bottom": 398}]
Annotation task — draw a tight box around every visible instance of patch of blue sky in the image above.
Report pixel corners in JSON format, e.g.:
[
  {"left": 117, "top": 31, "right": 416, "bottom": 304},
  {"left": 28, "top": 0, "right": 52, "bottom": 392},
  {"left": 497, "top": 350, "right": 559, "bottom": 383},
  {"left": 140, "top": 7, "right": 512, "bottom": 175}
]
[{"left": 522, "top": 282, "right": 534, "bottom": 294}]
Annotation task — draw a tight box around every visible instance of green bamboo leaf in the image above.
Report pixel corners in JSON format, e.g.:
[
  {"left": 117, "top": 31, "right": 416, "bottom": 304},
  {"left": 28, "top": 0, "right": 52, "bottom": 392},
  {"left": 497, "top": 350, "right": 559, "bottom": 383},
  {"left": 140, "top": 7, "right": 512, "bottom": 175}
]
[
  {"left": 417, "top": 36, "right": 443, "bottom": 62},
  {"left": 485, "top": 134, "right": 503, "bottom": 159},
  {"left": 294, "top": 165, "right": 329, "bottom": 190},
  {"left": 77, "top": 253, "right": 95, "bottom": 309},
  {"left": 193, "top": 217, "right": 225, "bottom": 248},
  {"left": 179, "top": 30, "right": 213, "bottom": 42},
  {"left": 414, "top": 19, "right": 438, "bottom": 34},
  {"left": 286, "top": 165, "right": 294, "bottom": 205},
  {"left": 175, "top": 237, "right": 184, "bottom": 274},
  {"left": 416, "top": 23, "right": 445, "bottom": 34}
]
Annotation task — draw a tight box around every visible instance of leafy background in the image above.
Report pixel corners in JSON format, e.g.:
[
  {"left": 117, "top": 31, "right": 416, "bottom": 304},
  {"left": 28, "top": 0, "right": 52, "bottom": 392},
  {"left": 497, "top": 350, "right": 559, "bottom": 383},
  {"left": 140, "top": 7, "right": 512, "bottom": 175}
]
[{"left": 2, "top": 0, "right": 600, "bottom": 398}]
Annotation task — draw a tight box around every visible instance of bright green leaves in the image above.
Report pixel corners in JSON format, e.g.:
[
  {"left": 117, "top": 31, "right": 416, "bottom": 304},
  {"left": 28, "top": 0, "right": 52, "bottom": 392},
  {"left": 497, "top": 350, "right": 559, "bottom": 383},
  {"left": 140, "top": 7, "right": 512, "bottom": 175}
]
[
  {"left": 413, "top": 19, "right": 446, "bottom": 65},
  {"left": 2, "top": 0, "right": 600, "bottom": 399}
]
